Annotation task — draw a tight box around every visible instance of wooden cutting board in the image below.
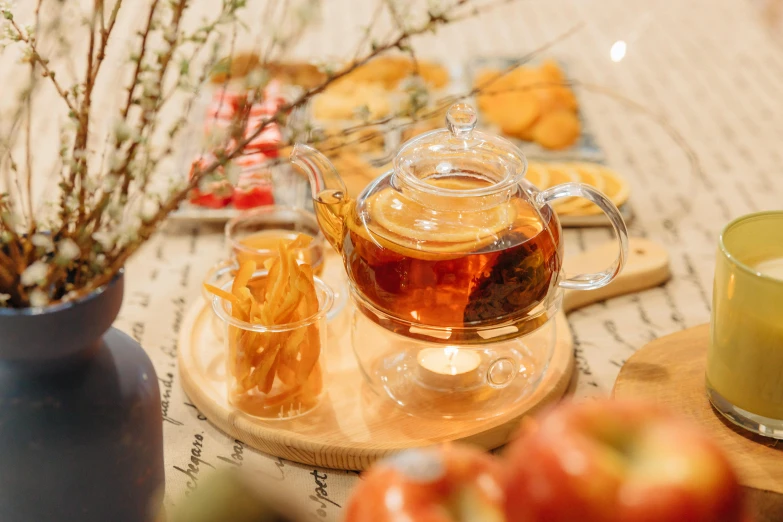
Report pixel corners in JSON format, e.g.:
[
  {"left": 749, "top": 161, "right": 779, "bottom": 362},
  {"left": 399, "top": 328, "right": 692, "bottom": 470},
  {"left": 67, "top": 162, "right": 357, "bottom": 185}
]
[
  {"left": 179, "top": 237, "right": 670, "bottom": 470},
  {"left": 613, "top": 327, "right": 783, "bottom": 522}
]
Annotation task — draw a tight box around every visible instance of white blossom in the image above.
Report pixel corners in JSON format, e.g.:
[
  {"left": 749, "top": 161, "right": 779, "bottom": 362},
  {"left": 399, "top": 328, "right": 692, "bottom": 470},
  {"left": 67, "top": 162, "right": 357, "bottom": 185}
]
[
  {"left": 31, "top": 233, "right": 54, "bottom": 252},
  {"left": 224, "top": 163, "right": 240, "bottom": 185},
  {"left": 83, "top": 175, "right": 98, "bottom": 192},
  {"left": 109, "top": 152, "right": 124, "bottom": 172},
  {"left": 315, "top": 59, "right": 339, "bottom": 76},
  {"left": 57, "top": 238, "right": 80, "bottom": 261},
  {"left": 205, "top": 126, "right": 229, "bottom": 149},
  {"left": 1, "top": 211, "right": 20, "bottom": 228},
  {"left": 29, "top": 289, "right": 49, "bottom": 308},
  {"left": 102, "top": 173, "right": 119, "bottom": 191},
  {"left": 142, "top": 77, "right": 160, "bottom": 98},
  {"left": 0, "top": 2, "right": 13, "bottom": 19},
  {"left": 92, "top": 230, "right": 115, "bottom": 251},
  {"left": 141, "top": 198, "right": 158, "bottom": 221},
  {"left": 197, "top": 175, "right": 216, "bottom": 193},
  {"left": 107, "top": 201, "right": 123, "bottom": 221},
  {"left": 20, "top": 261, "right": 48, "bottom": 286},
  {"left": 118, "top": 222, "right": 139, "bottom": 246},
  {"left": 113, "top": 120, "right": 132, "bottom": 143},
  {"left": 245, "top": 69, "right": 268, "bottom": 89},
  {"left": 163, "top": 26, "right": 176, "bottom": 43}
]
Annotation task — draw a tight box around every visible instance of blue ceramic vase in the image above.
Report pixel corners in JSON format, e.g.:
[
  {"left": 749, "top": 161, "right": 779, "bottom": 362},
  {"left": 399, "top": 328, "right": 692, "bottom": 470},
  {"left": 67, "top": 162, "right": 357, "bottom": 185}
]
[{"left": 0, "top": 274, "right": 165, "bottom": 522}]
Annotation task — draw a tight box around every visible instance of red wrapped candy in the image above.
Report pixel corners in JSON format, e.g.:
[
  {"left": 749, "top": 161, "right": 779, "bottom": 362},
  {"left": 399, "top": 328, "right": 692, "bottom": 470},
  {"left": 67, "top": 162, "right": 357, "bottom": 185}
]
[
  {"left": 244, "top": 120, "right": 282, "bottom": 157},
  {"left": 232, "top": 153, "right": 275, "bottom": 209}
]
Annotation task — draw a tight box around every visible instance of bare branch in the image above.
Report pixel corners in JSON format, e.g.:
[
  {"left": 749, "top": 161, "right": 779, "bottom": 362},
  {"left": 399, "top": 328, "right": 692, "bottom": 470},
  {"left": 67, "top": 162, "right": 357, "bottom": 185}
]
[
  {"left": 24, "top": 68, "right": 34, "bottom": 233},
  {"left": 5, "top": 0, "right": 576, "bottom": 306},
  {"left": 74, "top": 4, "right": 100, "bottom": 220},
  {"left": 6, "top": 19, "right": 76, "bottom": 113},
  {"left": 121, "top": 0, "right": 160, "bottom": 120},
  {"left": 384, "top": 0, "right": 420, "bottom": 76},
  {"left": 353, "top": 1, "right": 385, "bottom": 60},
  {"left": 92, "top": 0, "right": 124, "bottom": 81}
]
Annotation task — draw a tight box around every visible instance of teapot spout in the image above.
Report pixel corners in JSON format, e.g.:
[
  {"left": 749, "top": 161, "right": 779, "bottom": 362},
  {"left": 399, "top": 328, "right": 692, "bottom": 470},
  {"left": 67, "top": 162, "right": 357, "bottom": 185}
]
[{"left": 290, "top": 144, "right": 349, "bottom": 252}]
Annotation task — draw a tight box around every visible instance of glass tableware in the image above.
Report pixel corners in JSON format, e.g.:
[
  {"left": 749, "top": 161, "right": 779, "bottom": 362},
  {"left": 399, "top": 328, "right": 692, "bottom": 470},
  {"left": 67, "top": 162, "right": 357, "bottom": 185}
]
[
  {"left": 290, "top": 102, "right": 627, "bottom": 416},
  {"left": 226, "top": 206, "right": 326, "bottom": 275},
  {"left": 292, "top": 103, "right": 627, "bottom": 335},
  {"left": 202, "top": 206, "right": 347, "bottom": 323},
  {"left": 707, "top": 211, "right": 783, "bottom": 438},
  {"left": 212, "top": 269, "right": 333, "bottom": 420},
  {"left": 351, "top": 288, "right": 561, "bottom": 420}
]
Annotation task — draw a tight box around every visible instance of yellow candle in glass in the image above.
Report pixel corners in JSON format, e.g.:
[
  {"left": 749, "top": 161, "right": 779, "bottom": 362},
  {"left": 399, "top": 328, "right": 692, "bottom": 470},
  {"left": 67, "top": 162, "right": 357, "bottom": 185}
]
[{"left": 707, "top": 212, "right": 783, "bottom": 429}]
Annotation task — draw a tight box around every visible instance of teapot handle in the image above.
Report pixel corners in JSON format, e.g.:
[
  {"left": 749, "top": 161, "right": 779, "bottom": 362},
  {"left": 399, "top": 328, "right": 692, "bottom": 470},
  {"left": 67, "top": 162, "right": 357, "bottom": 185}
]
[{"left": 535, "top": 182, "right": 629, "bottom": 291}]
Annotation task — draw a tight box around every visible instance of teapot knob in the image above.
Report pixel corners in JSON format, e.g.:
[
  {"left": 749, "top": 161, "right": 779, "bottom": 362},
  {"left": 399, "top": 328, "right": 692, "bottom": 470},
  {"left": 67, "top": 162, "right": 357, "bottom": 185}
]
[{"left": 446, "top": 103, "right": 478, "bottom": 139}]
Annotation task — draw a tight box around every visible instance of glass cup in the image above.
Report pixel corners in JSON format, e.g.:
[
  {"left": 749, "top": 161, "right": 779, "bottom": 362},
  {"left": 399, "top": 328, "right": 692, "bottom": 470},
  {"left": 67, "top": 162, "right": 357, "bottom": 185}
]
[
  {"left": 226, "top": 206, "right": 326, "bottom": 276},
  {"left": 212, "top": 269, "right": 333, "bottom": 419},
  {"left": 707, "top": 211, "right": 783, "bottom": 439},
  {"left": 202, "top": 206, "right": 346, "bottom": 323}
]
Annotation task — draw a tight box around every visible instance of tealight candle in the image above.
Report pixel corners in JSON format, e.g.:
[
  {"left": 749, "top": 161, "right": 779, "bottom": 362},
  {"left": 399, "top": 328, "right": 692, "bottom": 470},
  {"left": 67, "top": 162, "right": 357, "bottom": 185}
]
[{"left": 416, "top": 347, "right": 482, "bottom": 390}]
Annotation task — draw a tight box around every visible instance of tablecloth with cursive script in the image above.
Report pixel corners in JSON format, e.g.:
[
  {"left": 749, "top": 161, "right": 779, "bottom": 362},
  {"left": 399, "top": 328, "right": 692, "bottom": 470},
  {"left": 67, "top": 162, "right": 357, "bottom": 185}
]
[{"left": 112, "top": 0, "right": 783, "bottom": 519}]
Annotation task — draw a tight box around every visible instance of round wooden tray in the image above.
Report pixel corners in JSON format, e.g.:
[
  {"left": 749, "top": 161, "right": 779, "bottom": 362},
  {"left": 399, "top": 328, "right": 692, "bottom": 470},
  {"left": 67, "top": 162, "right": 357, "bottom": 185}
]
[
  {"left": 180, "top": 237, "right": 669, "bottom": 470},
  {"left": 180, "top": 301, "right": 573, "bottom": 470},
  {"left": 613, "top": 326, "right": 783, "bottom": 520}
]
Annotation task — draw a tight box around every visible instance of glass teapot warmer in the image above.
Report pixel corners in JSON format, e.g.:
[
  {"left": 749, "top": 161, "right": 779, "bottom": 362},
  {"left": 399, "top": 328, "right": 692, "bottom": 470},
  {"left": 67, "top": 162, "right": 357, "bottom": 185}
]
[{"left": 350, "top": 287, "right": 562, "bottom": 420}]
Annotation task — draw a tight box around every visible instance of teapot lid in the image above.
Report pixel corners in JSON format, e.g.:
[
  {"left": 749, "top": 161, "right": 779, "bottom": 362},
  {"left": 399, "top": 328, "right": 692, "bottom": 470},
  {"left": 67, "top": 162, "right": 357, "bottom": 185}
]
[{"left": 393, "top": 103, "right": 528, "bottom": 195}]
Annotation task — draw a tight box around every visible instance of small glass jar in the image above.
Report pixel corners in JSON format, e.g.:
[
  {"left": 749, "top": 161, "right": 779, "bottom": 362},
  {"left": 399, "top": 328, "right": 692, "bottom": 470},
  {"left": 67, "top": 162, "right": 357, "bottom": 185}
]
[
  {"left": 212, "top": 270, "right": 333, "bottom": 419},
  {"left": 201, "top": 206, "right": 326, "bottom": 303},
  {"left": 226, "top": 206, "right": 326, "bottom": 276},
  {"left": 203, "top": 206, "right": 346, "bottom": 325}
]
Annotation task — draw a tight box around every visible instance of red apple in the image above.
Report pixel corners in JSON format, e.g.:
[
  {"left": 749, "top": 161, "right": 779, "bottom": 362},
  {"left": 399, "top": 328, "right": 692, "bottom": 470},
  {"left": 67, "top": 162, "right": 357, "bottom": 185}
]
[
  {"left": 345, "top": 444, "right": 506, "bottom": 522},
  {"left": 503, "top": 399, "right": 745, "bottom": 522}
]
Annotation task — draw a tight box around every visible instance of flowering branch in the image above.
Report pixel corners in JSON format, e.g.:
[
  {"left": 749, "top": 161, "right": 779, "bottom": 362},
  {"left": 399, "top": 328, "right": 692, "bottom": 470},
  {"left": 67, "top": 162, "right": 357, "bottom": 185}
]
[
  {"left": 2, "top": 15, "right": 76, "bottom": 113},
  {"left": 0, "top": 0, "right": 557, "bottom": 308}
]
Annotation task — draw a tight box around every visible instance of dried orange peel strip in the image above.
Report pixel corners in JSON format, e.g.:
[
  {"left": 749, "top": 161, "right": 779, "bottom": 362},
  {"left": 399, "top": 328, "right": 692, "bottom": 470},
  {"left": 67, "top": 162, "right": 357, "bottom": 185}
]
[{"left": 203, "top": 283, "right": 241, "bottom": 307}]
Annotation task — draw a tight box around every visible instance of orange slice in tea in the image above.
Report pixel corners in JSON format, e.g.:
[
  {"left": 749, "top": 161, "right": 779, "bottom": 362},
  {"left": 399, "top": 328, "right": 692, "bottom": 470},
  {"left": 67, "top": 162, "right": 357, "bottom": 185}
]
[{"left": 366, "top": 185, "right": 519, "bottom": 255}]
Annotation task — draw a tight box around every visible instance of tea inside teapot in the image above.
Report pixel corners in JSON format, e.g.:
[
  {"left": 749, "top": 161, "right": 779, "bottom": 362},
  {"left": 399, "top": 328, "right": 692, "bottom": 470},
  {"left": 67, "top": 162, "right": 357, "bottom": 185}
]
[
  {"left": 293, "top": 102, "right": 628, "bottom": 335},
  {"left": 292, "top": 103, "right": 566, "bottom": 330},
  {"left": 341, "top": 175, "right": 562, "bottom": 327}
]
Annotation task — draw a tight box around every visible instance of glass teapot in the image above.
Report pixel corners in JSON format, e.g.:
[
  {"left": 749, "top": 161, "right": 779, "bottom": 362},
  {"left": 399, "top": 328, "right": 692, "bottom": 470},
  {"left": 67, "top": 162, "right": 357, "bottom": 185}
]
[{"left": 291, "top": 103, "right": 628, "bottom": 341}]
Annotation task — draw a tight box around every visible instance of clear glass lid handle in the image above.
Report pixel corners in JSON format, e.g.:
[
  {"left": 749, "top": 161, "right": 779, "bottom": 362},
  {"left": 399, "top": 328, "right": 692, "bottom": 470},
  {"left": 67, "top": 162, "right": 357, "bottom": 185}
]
[
  {"left": 446, "top": 103, "right": 478, "bottom": 139},
  {"left": 535, "top": 182, "right": 629, "bottom": 290}
]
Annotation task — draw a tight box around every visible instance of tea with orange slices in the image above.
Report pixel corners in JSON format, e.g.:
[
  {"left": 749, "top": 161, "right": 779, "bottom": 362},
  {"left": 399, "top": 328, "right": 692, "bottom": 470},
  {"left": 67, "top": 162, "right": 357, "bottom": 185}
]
[{"left": 320, "top": 176, "right": 563, "bottom": 328}]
